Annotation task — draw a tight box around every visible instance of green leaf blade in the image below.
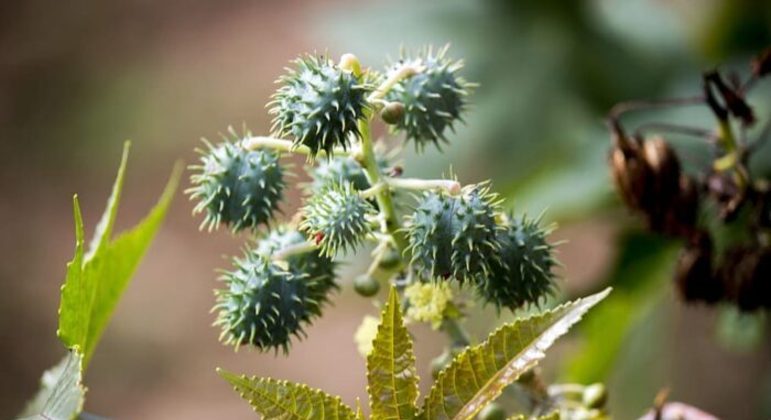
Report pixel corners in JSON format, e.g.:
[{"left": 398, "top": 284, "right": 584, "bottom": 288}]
[
  {"left": 80, "top": 162, "right": 181, "bottom": 365},
  {"left": 57, "top": 147, "right": 182, "bottom": 368},
  {"left": 218, "top": 369, "right": 357, "bottom": 420},
  {"left": 422, "top": 288, "right": 611, "bottom": 420},
  {"left": 85, "top": 141, "right": 130, "bottom": 261},
  {"left": 18, "top": 350, "right": 86, "bottom": 420},
  {"left": 56, "top": 196, "right": 87, "bottom": 351},
  {"left": 366, "top": 286, "right": 419, "bottom": 420}
]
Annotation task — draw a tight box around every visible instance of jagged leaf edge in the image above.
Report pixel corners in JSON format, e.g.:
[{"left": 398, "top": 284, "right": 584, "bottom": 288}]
[
  {"left": 421, "top": 288, "right": 611, "bottom": 420},
  {"left": 218, "top": 368, "right": 357, "bottom": 420},
  {"left": 366, "top": 286, "right": 419, "bottom": 419}
]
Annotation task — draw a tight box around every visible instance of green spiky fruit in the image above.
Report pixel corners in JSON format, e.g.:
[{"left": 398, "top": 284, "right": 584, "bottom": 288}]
[
  {"left": 300, "top": 181, "right": 376, "bottom": 257},
  {"left": 476, "top": 214, "right": 557, "bottom": 309},
  {"left": 308, "top": 156, "right": 366, "bottom": 192},
  {"left": 269, "top": 54, "right": 370, "bottom": 158},
  {"left": 188, "top": 138, "right": 284, "bottom": 232},
  {"left": 406, "top": 183, "right": 503, "bottom": 282},
  {"left": 385, "top": 46, "right": 472, "bottom": 151},
  {"left": 255, "top": 225, "right": 337, "bottom": 286},
  {"left": 213, "top": 250, "right": 336, "bottom": 353}
]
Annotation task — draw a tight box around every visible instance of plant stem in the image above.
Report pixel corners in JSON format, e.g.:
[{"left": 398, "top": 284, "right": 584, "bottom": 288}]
[
  {"left": 714, "top": 119, "right": 749, "bottom": 189},
  {"left": 359, "top": 62, "right": 479, "bottom": 360},
  {"left": 272, "top": 241, "right": 318, "bottom": 261},
  {"left": 357, "top": 118, "right": 409, "bottom": 254},
  {"left": 387, "top": 177, "right": 461, "bottom": 194},
  {"left": 359, "top": 182, "right": 387, "bottom": 200},
  {"left": 241, "top": 136, "right": 350, "bottom": 157},
  {"left": 607, "top": 96, "right": 705, "bottom": 121},
  {"left": 367, "top": 63, "right": 422, "bottom": 104}
]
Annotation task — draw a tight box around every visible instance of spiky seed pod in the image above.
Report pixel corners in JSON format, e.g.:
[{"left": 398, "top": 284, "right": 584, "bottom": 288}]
[
  {"left": 300, "top": 181, "right": 376, "bottom": 257},
  {"left": 476, "top": 214, "right": 557, "bottom": 309},
  {"left": 385, "top": 45, "right": 472, "bottom": 151},
  {"left": 213, "top": 251, "right": 335, "bottom": 353},
  {"left": 405, "top": 183, "right": 503, "bottom": 282},
  {"left": 307, "top": 155, "right": 386, "bottom": 193},
  {"left": 269, "top": 54, "right": 370, "bottom": 158},
  {"left": 188, "top": 139, "right": 284, "bottom": 232},
  {"left": 255, "top": 225, "right": 337, "bottom": 288}
]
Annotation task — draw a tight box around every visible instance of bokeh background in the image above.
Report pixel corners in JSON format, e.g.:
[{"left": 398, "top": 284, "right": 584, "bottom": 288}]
[{"left": 2, "top": 0, "right": 771, "bottom": 418}]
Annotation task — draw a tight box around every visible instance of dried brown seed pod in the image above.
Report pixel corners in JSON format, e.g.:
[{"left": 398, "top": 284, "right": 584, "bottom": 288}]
[
  {"left": 720, "top": 246, "right": 771, "bottom": 311},
  {"left": 609, "top": 131, "right": 653, "bottom": 213},
  {"left": 662, "top": 175, "right": 700, "bottom": 237},
  {"left": 609, "top": 129, "right": 699, "bottom": 236},
  {"left": 642, "top": 136, "right": 682, "bottom": 202},
  {"left": 674, "top": 232, "right": 722, "bottom": 304}
]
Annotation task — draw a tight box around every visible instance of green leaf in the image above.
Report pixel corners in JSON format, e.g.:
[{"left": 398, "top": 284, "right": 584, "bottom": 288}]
[
  {"left": 17, "top": 350, "right": 86, "bottom": 420},
  {"left": 217, "top": 369, "right": 357, "bottom": 419},
  {"left": 562, "top": 233, "right": 676, "bottom": 384},
  {"left": 421, "top": 288, "right": 611, "bottom": 420},
  {"left": 366, "top": 286, "right": 419, "bottom": 419},
  {"left": 85, "top": 141, "right": 129, "bottom": 261},
  {"left": 57, "top": 146, "right": 182, "bottom": 368},
  {"left": 57, "top": 196, "right": 87, "bottom": 359}
]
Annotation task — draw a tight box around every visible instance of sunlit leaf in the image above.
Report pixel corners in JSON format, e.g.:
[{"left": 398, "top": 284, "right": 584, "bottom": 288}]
[
  {"left": 421, "top": 288, "right": 611, "bottom": 420},
  {"left": 218, "top": 369, "right": 357, "bottom": 420},
  {"left": 57, "top": 145, "right": 182, "bottom": 368},
  {"left": 366, "top": 286, "right": 419, "bottom": 419},
  {"left": 85, "top": 141, "right": 129, "bottom": 261}
]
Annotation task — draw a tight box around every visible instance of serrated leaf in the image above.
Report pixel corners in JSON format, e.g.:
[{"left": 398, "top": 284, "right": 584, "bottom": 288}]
[
  {"left": 56, "top": 196, "right": 87, "bottom": 359},
  {"left": 421, "top": 288, "right": 611, "bottom": 420},
  {"left": 17, "top": 350, "right": 86, "bottom": 420},
  {"left": 366, "top": 286, "right": 419, "bottom": 419},
  {"left": 57, "top": 147, "right": 182, "bottom": 368},
  {"left": 218, "top": 369, "right": 357, "bottom": 419},
  {"left": 355, "top": 399, "right": 365, "bottom": 420}
]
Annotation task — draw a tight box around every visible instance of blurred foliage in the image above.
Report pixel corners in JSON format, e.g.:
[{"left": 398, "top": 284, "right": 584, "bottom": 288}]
[{"left": 561, "top": 232, "right": 677, "bottom": 383}]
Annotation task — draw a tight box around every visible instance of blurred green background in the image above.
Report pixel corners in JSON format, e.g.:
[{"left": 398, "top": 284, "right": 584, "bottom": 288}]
[{"left": 1, "top": 0, "right": 770, "bottom": 418}]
